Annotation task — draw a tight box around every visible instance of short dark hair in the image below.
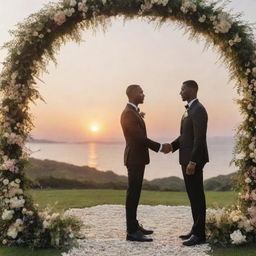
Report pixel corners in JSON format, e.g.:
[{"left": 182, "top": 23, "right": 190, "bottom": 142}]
[
  {"left": 126, "top": 84, "right": 140, "bottom": 98},
  {"left": 183, "top": 80, "right": 198, "bottom": 91}
]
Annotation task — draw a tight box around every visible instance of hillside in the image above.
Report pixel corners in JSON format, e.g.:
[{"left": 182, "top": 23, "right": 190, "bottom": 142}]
[{"left": 25, "top": 158, "right": 236, "bottom": 191}]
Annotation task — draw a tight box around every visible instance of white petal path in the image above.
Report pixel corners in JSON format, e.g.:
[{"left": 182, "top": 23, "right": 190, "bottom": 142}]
[{"left": 63, "top": 205, "right": 211, "bottom": 256}]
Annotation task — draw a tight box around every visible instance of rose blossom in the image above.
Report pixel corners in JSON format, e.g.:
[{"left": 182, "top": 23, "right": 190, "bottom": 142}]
[{"left": 54, "top": 11, "right": 66, "bottom": 25}]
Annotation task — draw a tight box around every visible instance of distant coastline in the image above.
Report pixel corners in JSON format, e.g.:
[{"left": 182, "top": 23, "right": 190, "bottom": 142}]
[
  {"left": 27, "top": 136, "right": 234, "bottom": 145},
  {"left": 26, "top": 158, "right": 236, "bottom": 191}
]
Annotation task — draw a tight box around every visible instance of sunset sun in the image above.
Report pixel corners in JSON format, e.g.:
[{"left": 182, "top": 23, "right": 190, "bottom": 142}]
[{"left": 90, "top": 124, "right": 100, "bottom": 133}]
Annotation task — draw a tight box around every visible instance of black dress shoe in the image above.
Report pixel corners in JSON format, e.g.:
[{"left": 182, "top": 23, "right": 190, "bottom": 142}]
[
  {"left": 183, "top": 234, "right": 206, "bottom": 246},
  {"left": 179, "top": 232, "right": 192, "bottom": 240},
  {"left": 126, "top": 230, "right": 153, "bottom": 242},
  {"left": 138, "top": 224, "right": 154, "bottom": 235}
]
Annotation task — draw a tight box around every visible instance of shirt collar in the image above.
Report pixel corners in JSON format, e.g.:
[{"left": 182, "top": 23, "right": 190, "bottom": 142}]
[
  {"left": 128, "top": 102, "right": 139, "bottom": 111},
  {"left": 187, "top": 98, "right": 197, "bottom": 108}
]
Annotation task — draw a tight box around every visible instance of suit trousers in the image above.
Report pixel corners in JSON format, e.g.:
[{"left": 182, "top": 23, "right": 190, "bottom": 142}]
[
  {"left": 126, "top": 164, "right": 145, "bottom": 234},
  {"left": 182, "top": 165, "right": 206, "bottom": 238}
]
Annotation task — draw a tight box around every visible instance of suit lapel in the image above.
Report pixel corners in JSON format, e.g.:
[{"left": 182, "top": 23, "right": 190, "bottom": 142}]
[
  {"left": 126, "top": 104, "right": 146, "bottom": 130},
  {"left": 188, "top": 99, "right": 199, "bottom": 112},
  {"left": 180, "top": 99, "right": 199, "bottom": 134}
]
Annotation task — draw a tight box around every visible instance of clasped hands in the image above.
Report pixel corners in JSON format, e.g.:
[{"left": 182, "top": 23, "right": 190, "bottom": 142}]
[{"left": 160, "top": 143, "right": 172, "bottom": 154}]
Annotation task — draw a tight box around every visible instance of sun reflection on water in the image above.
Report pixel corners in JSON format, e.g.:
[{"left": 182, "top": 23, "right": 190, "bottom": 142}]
[{"left": 88, "top": 142, "right": 97, "bottom": 168}]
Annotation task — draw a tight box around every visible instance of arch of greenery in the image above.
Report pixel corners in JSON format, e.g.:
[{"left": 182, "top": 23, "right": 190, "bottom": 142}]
[{"left": 0, "top": 0, "right": 255, "bottom": 248}]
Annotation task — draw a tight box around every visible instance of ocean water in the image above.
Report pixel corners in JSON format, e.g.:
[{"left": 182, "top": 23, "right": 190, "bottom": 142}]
[{"left": 27, "top": 137, "right": 236, "bottom": 180}]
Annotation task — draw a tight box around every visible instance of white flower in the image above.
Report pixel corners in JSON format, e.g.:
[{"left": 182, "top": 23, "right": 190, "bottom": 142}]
[
  {"left": 141, "top": 0, "right": 153, "bottom": 11},
  {"left": 65, "top": 8, "right": 75, "bottom": 17},
  {"left": 247, "top": 103, "right": 253, "bottom": 110},
  {"left": 229, "top": 40, "right": 234, "bottom": 46},
  {"left": 233, "top": 33, "right": 241, "bottom": 43},
  {"left": 232, "top": 215, "right": 240, "bottom": 222},
  {"left": 3, "top": 179, "right": 9, "bottom": 185},
  {"left": 15, "top": 219, "right": 23, "bottom": 226},
  {"left": 0, "top": 158, "right": 18, "bottom": 173},
  {"left": 245, "top": 192, "right": 250, "bottom": 200},
  {"left": 69, "top": 0, "right": 77, "bottom": 6},
  {"left": 27, "top": 210, "right": 34, "bottom": 216},
  {"left": 238, "top": 217, "right": 254, "bottom": 232},
  {"left": 9, "top": 196, "right": 25, "bottom": 209},
  {"left": 199, "top": 15, "right": 206, "bottom": 23},
  {"left": 51, "top": 213, "right": 60, "bottom": 221},
  {"left": 250, "top": 190, "right": 256, "bottom": 201},
  {"left": 244, "top": 221, "right": 254, "bottom": 232},
  {"left": 252, "top": 67, "right": 256, "bottom": 77},
  {"left": 3, "top": 132, "right": 25, "bottom": 147},
  {"left": 213, "top": 13, "right": 232, "bottom": 34},
  {"left": 7, "top": 225, "right": 18, "bottom": 239},
  {"left": 245, "top": 68, "right": 251, "bottom": 75},
  {"left": 158, "top": 0, "right": 169, "bottom": 6},
  {"left": 78, "top": 2, "right": 88, "bottom": 12},
  {"left": 9, "top": 181, "right": 20, "bottom": 188},
  {"left": 229, "top": 34, "right": 241, "bottom": 46},
  {"left": 245, "top": 177, "right": 252, "bottom": 184},
  {"left": 43, "top": 220, "right": 50, "bottom": 229},
  {"left": 54, "top": 11, "right": 66, "bottom": 25},
  {"left": 209, "top": 15, "right": 216, "bottom": 21},
  {"left": 2, "top": 209, "right": 14, "bottom": 220},
  {"left": 8, "top": 188, "right": 23, "bottom": 197},
  {"left": 33, "top": 31, "right": 39, "bottom": 37},
  {"left": 102, "top": 0, "right": 107, "bottom": 5},
  {"left": 249, "top": 142, "right": 255, "bottom": 151},
  {"left": 180, "top": 0, "right": 197, "bottom": 13},
  {"left": 14, "top": 219, "right": 24, "bottom": 232},
  {"left": 230, "top": 230, "right": 246, "bottom": 245},
  {"left": 250, "top": 150, "right": 256, "bottom": 160}
]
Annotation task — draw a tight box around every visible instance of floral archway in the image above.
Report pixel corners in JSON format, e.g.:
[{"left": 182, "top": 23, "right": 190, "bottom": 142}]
[{"left": 0, "top": 0, "right": 255, "bottom": 248}]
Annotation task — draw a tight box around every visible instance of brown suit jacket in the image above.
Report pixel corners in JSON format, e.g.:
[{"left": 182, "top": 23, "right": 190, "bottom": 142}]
[
  {"left": 171, "top": 99, "right": 209, "bottom": 168},
  {"left": 120, "top": 104, "right": 160, "bottom": 166}
]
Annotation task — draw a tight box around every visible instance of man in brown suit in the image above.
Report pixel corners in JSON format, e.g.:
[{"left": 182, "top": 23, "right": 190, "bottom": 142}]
[{"left": 120, "top": 84, "right": 170, "bottom": 242}]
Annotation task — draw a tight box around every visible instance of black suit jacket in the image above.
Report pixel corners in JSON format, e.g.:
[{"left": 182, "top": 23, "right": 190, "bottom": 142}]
[
  {"left": 171, "top": 99, "right": 209, "bottom": 168},
  {"left": 120, "top": 104, "right": 160, "bottom": 166}
]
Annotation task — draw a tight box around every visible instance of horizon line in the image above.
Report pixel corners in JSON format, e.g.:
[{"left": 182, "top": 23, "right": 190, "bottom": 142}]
[{"left": 27, "top": 136, "right": 235, "bottom": 144}]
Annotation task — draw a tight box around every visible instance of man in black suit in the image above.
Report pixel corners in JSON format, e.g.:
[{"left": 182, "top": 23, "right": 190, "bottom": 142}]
[
  {"left": 121, "top": 84, "right": 170, "bottom": 242},
  {"left": 171, "top": 80, "right": 209, "bottom": 246}
]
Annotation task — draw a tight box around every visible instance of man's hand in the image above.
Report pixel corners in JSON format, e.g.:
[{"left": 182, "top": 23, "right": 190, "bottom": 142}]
[
  {"left": 186, "top": 162, "right": 196, "bottom": 175},
  {"left": 161, "top": 143, "right": 172, "bottom": 154}
]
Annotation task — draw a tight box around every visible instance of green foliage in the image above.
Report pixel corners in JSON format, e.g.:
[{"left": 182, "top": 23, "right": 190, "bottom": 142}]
[
  {"left": 204, "top": 173, "right": 236, "bottom": 191},
  {"left": 0, "top": 0, "right": 255, "bottom": 248},
  {"left": 25, "top": 158, "right": 239, "bottom": 191}
]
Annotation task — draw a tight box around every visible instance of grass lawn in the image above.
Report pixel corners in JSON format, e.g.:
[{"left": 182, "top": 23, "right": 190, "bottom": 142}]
[
  {"left": 29, "top": 189, "right": 237, "bottom": 212},
  {"left": 210, "top": 244, "right": 256, "bottom": 256},
  {"left": 0, "top": 247, "right": 62, "bottom": 256},
  {"left": 1, "top": 189, "right": 254, "bottom": 256}
]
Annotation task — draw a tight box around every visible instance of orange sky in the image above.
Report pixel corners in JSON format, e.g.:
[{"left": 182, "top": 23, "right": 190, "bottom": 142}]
[{"left": 1, "top": 0, "right": 255, "bottom": 142}]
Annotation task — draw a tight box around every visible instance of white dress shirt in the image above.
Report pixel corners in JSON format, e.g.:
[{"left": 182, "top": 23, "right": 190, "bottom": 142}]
[
  {"left": 128, "top": 102, "right": 139, "bottom": 111},
  {"left": 187, "top": 98, "right": 197, "bottom": 108}
]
